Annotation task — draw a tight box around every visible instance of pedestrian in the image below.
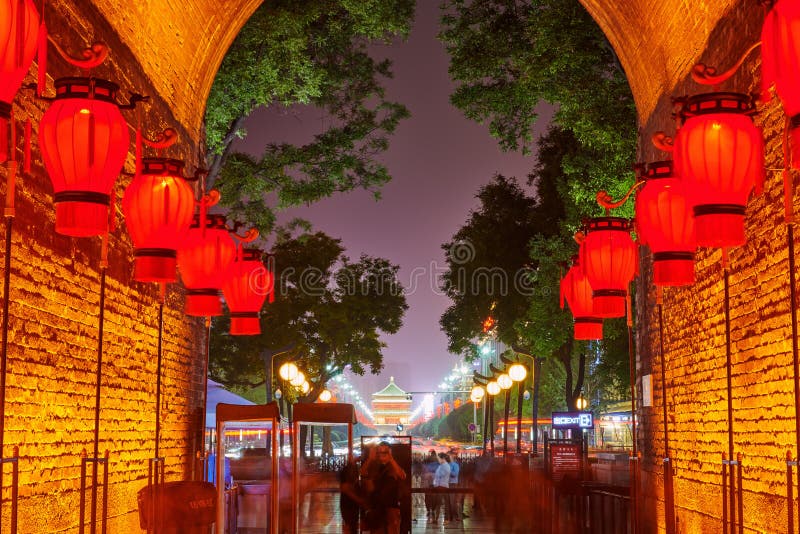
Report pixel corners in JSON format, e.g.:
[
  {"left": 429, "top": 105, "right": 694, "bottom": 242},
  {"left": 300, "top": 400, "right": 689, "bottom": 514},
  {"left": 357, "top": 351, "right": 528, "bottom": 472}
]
[
  {"left": 362, "top": 442, "right": 405, "bottom": 534},
  {"left": 339, "top": 457, "right": 365, "bottom": 534},
  {"left": 422, "top": 450, "right": 437, "bottom": 520},
  {"left": 432, "top": 453, "right": 451, "bottom": 524},
  {"left": 447, "top": 450, "right": 462, "bottom": 522}
]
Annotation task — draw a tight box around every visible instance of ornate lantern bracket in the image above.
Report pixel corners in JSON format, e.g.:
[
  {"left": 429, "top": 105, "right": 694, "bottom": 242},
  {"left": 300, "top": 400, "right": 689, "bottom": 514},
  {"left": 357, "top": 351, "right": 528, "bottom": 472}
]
[
  {"left": 691, "top": 41, "right": 762, "bottom": 87},
  {"left": 596, "top": 181, "right": 645, "bottom": 214}
]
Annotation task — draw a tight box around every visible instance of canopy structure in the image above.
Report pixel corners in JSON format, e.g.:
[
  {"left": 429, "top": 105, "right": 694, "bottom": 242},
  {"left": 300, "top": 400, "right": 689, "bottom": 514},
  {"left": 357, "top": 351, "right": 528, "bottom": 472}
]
[
  {"left": 292, "top": 402, "right": 358, "bottom": 426},
  {"left": 205, "top": 379, "right": 255, "bottom": 428}
]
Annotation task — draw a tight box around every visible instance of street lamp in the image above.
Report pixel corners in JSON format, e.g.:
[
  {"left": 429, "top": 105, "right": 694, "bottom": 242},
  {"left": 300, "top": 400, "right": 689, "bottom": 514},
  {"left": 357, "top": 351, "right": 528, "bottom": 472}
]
[
  {"left": 508, "top": 362, "right": 528, "bottom": 454},
  {"left": 289, "top": 371, "right": 305, "bottom": 388},
  {"left": 279, "top": 362, "right": 299, "bottom": 382},
  {"left": 497, "top": 374, "right": 514, "bottom": 456},
  {"left": 486, "top": 380, "right": 500, "bottom": 456},
  {"left": 576, "top": 393, "right": 588, "bottom": 411},
  {"left": 318, "top": 389, "right": 332, "bottom": 402},
  {"left": 470, "top": 386, "right": 485, "bottom": 444}
]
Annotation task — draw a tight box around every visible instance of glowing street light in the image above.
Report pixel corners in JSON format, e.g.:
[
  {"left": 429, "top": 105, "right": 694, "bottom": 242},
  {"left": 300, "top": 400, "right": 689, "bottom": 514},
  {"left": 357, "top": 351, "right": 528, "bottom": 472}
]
[
  {"left": 318, "top": 389, "right": 332, "bottom": 402},
  {"left": 497, "top": 374, "right": 513, "bottom": 390},
  {"left": 508, "top": 363, "right": 527, "bottom": 383},
  {"left": 279, "top": 362, "right": 299, "bottom": 382},
  {"left": 290, "top": 371, "right": 305, "bottom": 388}
]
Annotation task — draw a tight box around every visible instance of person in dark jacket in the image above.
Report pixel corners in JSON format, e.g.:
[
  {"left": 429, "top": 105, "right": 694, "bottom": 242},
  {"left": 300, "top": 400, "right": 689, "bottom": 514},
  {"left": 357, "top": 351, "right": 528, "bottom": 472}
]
[{"left": 363, "top": 442, "right": 405, "bottom": 534}]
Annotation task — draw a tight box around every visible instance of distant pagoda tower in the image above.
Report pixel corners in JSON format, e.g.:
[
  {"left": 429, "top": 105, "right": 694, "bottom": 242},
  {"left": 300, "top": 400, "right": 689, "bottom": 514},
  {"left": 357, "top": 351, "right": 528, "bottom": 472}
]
[{"left": 371, "top": 376, "right": 412, "bottom": 435}]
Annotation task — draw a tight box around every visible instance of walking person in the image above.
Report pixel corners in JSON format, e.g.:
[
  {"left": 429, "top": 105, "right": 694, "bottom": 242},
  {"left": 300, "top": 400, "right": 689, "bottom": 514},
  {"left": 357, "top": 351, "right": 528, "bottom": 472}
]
[
  {"left": 362, "top": 442, "right": 405, "bottom": 534},
  {"left": 339, "top": 458, "right": 365, "bottom": 534},
  {"left": 422, "top": 450, "right": 437, "bottom": 521},
  {"left": 447, "top": 450, "right": 462, "bottom": 522},
  {"left": 432, "top": 453, "right": 451, "bottom": 524}
]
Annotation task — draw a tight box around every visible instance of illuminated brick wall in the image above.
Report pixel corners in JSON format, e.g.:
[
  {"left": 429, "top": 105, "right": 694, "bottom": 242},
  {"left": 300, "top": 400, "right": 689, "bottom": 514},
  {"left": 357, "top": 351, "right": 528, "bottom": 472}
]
[
  {"left": 583, "top": 1, "right": 799, "bottom": 532},
  {"left": 0, "top": 0, "right": 259, "bottom": 530}
]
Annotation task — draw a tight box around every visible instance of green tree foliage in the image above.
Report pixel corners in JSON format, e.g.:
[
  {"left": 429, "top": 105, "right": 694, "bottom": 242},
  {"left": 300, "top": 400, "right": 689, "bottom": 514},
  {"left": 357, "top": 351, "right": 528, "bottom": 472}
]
[
  {"left": 440, "top": 174, "right": 563, "bottom": 357},
  {"left": 204, "top": 1, "right": 415, "bottom": 232},
  {"left": 209, "top": 230, "right": 408, "bottom": 401},
  {"left": 439, "top": 0, "right": 637, "bottom": 213}
]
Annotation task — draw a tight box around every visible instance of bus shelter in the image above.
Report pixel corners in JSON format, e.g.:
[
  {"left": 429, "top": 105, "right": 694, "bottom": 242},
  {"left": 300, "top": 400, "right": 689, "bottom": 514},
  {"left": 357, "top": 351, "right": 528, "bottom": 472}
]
[
  {"left": 291, "top": 402, "right": 357, "bottom": 533},
  {"left": 215, "top": 402, "right": 281, "bottom": 534}
]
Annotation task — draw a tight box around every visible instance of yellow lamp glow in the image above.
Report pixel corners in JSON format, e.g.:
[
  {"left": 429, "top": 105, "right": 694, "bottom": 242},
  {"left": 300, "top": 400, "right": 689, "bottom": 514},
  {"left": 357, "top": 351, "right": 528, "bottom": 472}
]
[
  {"left": 278, "top": 362, "right": 299, "bottom": 381},
  {"left": 290, "top": 371, "right": 306, "bottom": 387},
  {"left": 301, "top": 381, "right": 310, "bottom": 394},
  {"left": 576, "top": 394, "right": 588, "bottom": 411},
  {"left": 486, "top": 381, "right": 501, "bottom": 396},
  {"left": 498, "top": 374, "right": 512, "bottom": 390},
  {"left": 470, "top": 385, "right": 485, "bottom": 403},
  {"left": 508, "top": 363, "right": 527, "bottom": 382},
  {"left": 319, "top": 389, "right": 332, "bottom": 402}
]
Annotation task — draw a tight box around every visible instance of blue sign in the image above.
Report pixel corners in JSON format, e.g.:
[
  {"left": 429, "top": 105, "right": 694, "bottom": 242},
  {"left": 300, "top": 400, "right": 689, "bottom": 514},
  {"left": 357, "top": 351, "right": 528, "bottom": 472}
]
[{"left": 551, "top": 411, "right": 593, "bottom": 429}]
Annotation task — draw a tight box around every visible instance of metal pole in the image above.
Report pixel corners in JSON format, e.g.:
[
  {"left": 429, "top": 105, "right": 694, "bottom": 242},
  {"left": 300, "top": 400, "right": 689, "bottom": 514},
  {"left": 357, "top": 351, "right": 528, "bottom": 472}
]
[
  {"left": 154, "top": 296, "right": 164, "bottom": 458},
  {"left": 659, "top": 302, "right": 676, "bottom": 534},
  {"left": 724, "top": 267, "right": 736, "bottom": 533},
  {"left": 503, "top": 389, "right": 510, "bottom": 457},
  {"left": 0, "top": 195, "right": 12, "bottom": 533},
  {"left": 789, "top": 223, "right": 800, "bottom": 531},
  {"left": 628, "top": 319, "right": 638, "bottom": 534},
  {"left": 489, "top": 396, "right": 495, "bottom": 457},
  {"left": 515, "top": 381, "right": 524, "bottom": 454},
  {"left": 91, "top": 264, "right": 107, "bottom": 534},
  {"left": 473, "top": 401, "right": 477, "bottom": 443},
  {"left": 482, "top": 396, "right": 489, "bottom": 455}
]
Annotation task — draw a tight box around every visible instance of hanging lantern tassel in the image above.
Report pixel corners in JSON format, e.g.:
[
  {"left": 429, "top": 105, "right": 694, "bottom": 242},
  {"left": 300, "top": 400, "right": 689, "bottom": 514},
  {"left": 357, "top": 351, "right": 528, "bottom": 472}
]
[
  {"left": 135, "top": 126, "right": 142, "bottom": 176},
  {"left": 784, "top": 117, "right": 794, "bottom": 224},
  {"left": 4, "top": 161, "right": 17, "bottom": 219},
  {"left": 36, "top": 11, "right": 47, "bottom": 98},
  {"left": 23, "top": 119, "right": 30, "bottom": 174},
  {"left": 626, "top": 292, "right": 633, "bottom": 328}
]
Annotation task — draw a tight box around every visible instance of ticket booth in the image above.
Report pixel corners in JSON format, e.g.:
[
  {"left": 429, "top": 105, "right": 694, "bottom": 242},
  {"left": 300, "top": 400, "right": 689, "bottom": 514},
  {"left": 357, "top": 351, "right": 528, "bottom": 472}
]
[
  {"left": 215, "top": 402, "right": 280, "bottom": 534},
  {"left": 291, "top": 402, "right": 357, "bottom": 533}
]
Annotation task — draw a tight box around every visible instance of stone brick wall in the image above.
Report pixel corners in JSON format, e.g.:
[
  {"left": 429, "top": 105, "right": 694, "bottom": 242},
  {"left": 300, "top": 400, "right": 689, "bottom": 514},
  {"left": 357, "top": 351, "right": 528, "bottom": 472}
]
[
  {"left": 585, "top": 1, "right": 800, "bottom": 532},
  {"left": 0, "top": 0, "right": 257, "bottom": 530}
]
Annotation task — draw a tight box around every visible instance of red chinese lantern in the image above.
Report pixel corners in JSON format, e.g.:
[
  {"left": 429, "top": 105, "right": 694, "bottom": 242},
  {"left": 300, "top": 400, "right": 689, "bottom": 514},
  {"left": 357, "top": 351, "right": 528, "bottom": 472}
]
[
  {"left": 222, "top": 248, "right": 274, "bottom": 335},
  {"left": 177, "top": 214, "right": 236, "bottom": 317},
  {"left": 762, "top": 0, "right": 800, "bottom": 167},
  {"left": 560, "top": 256, "right": 602, "bottom": 340},
  {"left": 39, "top": 78, "right": 130, "bottom": 236},
  {"left": 672, "top": 93, "right": 763, "bottom": 248},
  {"left": 635, "top": 161, "right": 696, "bottom": 287},
  {"left": 122, "top": 158, "right": 195, "bottom": 282},
  {"left": 580, "top": 217, "right": 637, "bottom": 319},
  {"left": 0, "top": 0, "right": 39, "bottom": 162}
]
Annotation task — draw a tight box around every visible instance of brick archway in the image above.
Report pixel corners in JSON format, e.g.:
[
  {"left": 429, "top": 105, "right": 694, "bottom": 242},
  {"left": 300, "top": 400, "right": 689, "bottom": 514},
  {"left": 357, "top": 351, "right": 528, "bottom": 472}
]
[
  {"left": 88, "top": 0, "right": 262, "bottom": 139},
  {"left": 580, "top": 0, "right": 740, "bottom": 122}
]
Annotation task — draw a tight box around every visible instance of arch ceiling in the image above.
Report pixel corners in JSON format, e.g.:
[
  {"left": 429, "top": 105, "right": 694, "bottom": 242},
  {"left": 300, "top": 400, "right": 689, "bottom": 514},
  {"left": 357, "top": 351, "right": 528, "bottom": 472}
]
[
  {"left": 580, "top": 0, "right": 739, "bottom": 123},
  {"left": 89, "top": 0, "right": 263, "bottom": 139}
]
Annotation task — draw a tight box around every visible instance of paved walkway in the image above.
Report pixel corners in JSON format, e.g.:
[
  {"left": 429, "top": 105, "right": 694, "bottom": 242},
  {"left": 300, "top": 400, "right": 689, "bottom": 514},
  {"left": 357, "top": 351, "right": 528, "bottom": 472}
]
[{"left": 238, "top": 492, "right": 499, "bottom": 533}]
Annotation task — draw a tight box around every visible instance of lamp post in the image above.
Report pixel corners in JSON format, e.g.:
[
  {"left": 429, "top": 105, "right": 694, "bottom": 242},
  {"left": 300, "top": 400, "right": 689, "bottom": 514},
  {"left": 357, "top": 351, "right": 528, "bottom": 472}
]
[
  {"left": 575, "top": 394, "right": 588, "bottom": 411},
  {"left": 262, "top": 345, "right": 295, "bottom": 404},
  {"left": 497, "top": 373, "right": 513, "bottom": 457},
  {"left": 486, "top": 381, "right": 500, "bottom": 457},
  {"left": 508, "top": 363, "right": 528, "bottom": 454},
  {"left": 470, "top": 385, "right": 485, "bottom": 444}
]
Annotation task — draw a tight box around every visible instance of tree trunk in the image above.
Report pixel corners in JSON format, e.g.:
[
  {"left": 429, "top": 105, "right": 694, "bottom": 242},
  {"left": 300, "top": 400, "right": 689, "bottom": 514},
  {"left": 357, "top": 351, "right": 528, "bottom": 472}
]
[
  {"left": 532, "top": 357, "right": 542, "bottom": 456},
  {"left": 206, "top": 113, "right": 249, "bottom": 190}
]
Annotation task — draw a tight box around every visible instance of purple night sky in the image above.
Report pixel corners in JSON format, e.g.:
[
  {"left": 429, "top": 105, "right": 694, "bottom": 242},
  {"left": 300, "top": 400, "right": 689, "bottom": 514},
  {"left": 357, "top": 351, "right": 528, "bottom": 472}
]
[{"left": 233, "top": 2, "right": 552, "bottom": 399}]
